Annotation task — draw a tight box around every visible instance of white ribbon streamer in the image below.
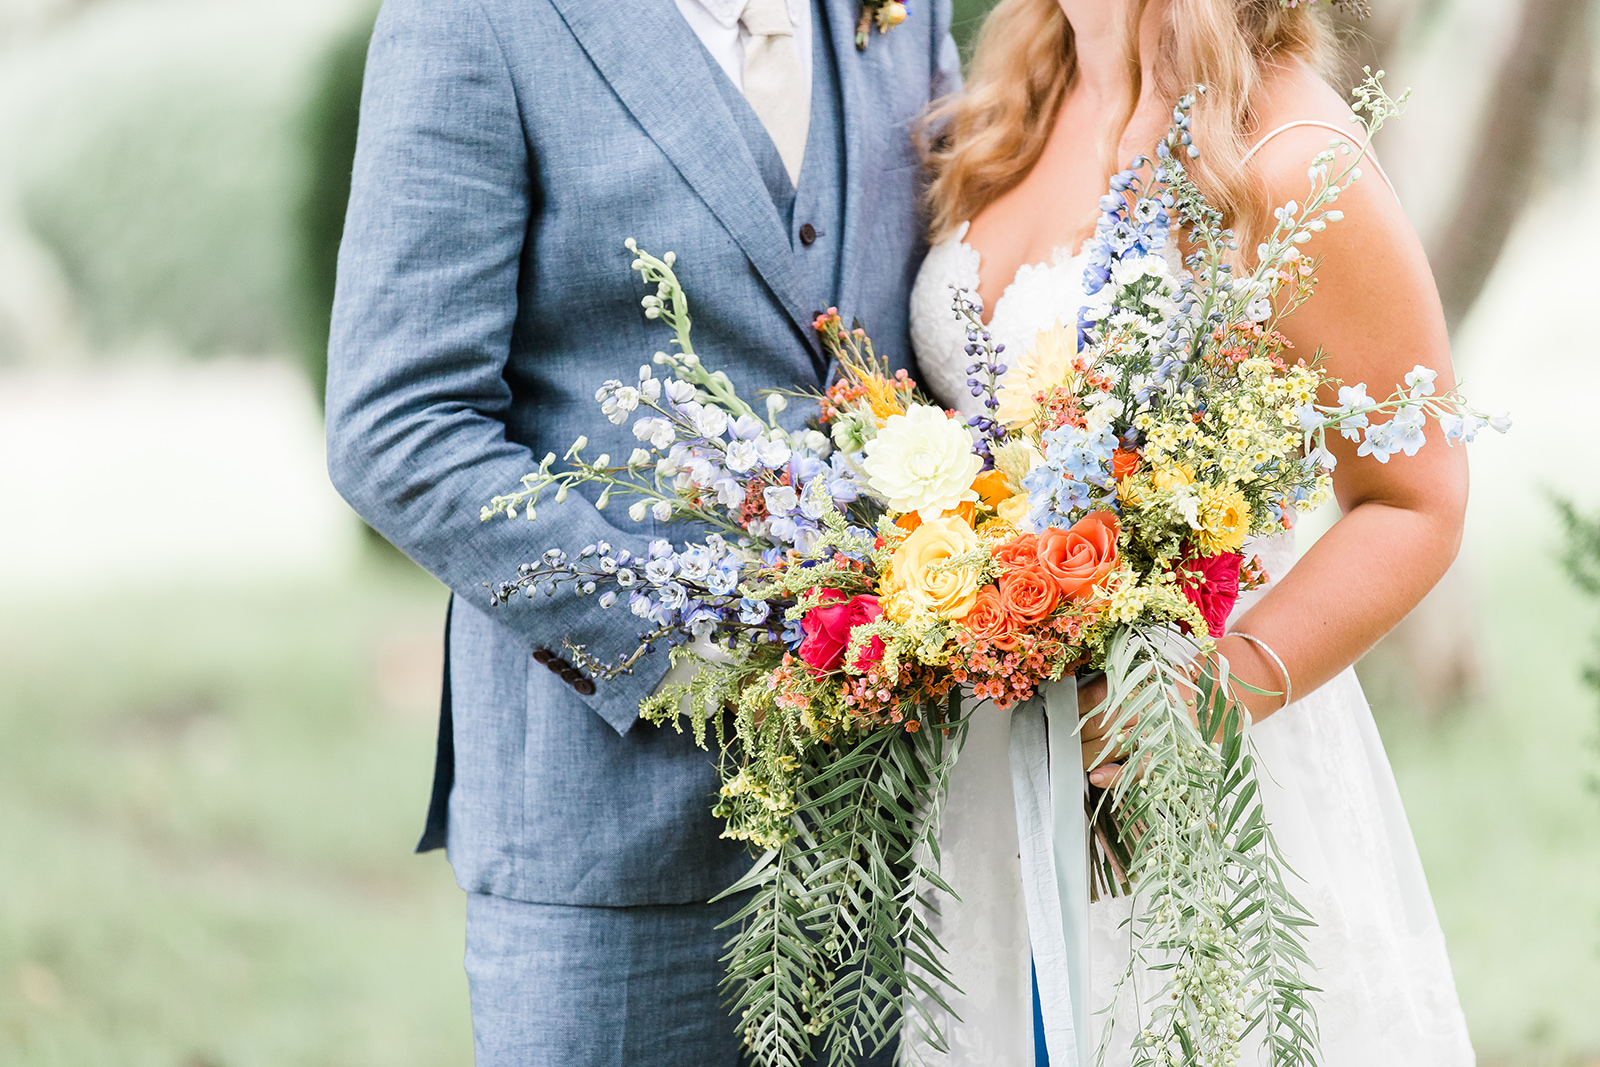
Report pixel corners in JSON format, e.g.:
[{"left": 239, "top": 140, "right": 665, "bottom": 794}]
[{"left": 1010, "top": 681, "right": 1092, "bottom": 1067}]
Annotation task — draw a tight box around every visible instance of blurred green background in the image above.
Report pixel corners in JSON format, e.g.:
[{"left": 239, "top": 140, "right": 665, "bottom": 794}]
[{"left": 1, "top": 0, "right": 1597, "bottom": 1064}]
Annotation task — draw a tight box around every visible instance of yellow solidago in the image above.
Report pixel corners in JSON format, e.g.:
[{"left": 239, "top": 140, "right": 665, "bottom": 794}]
[{"left": 1196, "top": 485, "right": 1251, "bottom": 554}]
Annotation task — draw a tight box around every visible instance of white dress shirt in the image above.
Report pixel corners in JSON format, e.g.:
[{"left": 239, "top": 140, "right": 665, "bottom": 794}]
[{"left": 673, "top": 0, "right": 813, "bottom": 105}]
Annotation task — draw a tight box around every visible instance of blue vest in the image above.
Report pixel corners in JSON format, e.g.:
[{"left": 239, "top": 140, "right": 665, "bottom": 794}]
[{"left": 705, "top": 0, "right": 846, "bottom": 379}]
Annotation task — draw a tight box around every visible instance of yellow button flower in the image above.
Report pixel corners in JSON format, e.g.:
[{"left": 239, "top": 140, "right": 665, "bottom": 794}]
[{"left": 1196, "top": 485, "right": 1250, "bottom": 554}]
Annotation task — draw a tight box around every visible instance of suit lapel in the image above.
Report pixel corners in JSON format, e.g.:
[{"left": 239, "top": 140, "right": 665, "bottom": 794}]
[{"left": 548, "top": 0, "right": 816, "bottom": 349}]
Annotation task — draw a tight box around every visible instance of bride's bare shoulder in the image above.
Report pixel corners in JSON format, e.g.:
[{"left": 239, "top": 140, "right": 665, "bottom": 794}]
[
  {"left": 1251, "top": 58, "right": 1360, "bottom": 134},
  {"left": 1246, "top": 59, "right": 1398, "bottom": 209}
]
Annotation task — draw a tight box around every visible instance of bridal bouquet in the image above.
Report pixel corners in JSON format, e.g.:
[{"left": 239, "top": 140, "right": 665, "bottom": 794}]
[{"left": 482, "top": 73, "right": 1505, "bottom": 1067}]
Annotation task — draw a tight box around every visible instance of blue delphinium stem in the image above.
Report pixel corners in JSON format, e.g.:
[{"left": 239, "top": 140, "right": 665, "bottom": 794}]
[{"left": 949, "top": 286, "right": 1008, "bottom": 467}]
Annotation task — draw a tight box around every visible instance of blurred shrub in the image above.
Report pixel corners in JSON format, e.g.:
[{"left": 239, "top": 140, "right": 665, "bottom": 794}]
[
  {"left": 14, "top": 43, "right": 308, "bottom": 355},
  {"left": 1555, "top": 494, "right": 1600, "bottom": 790},
  {"left": 950, "top": 0, "right": 996, "bottom": 56},
  {"left": 296, "top": 8, "right": 377, "bottom": 405}
]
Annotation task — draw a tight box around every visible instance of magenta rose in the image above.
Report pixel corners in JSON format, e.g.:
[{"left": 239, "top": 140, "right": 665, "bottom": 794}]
[
  {"left": 798, "top": 590, "right": 884, "bottom": 673},
  {"left": 1179, "top": 551, "right": 1244, "bottom": 639}
]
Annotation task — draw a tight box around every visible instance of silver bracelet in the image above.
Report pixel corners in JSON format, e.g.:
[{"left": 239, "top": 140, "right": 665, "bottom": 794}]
[{"left": 1225, "top": 632, "right": 1293, "bottom": 710}]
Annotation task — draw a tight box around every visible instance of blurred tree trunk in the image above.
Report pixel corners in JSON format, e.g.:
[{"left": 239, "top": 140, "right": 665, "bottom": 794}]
[
  {"left": 1365, "top": 0, "right": 1593, "bottom": 719},
  {"left": 1429, "top": 0, "right": 1594, "bottom": 333}
]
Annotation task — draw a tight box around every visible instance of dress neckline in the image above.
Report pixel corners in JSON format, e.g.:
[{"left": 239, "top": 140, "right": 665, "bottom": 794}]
[{"left": 951, "top": 221, "right": 1092, "bottom": 328}]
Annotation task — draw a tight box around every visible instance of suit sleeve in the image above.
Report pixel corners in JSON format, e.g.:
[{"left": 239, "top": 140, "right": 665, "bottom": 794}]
[{"left": 325, "top": 0, "right": 670, "bottom": 734}]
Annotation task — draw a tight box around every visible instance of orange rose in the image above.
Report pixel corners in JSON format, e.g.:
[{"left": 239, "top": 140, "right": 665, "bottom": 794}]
[
  {"left": 997, "top": 564, "right": 1060, "bottom": 625},
  {"left": 894, "top": 499, "right": 977, "bottom": 536},
  {"left": 971, "top": 469, "right": 1014, "bottom": 507},
  {"left": 1037, "top": 510, "right": 1121, "bottom": 602},
  {"left": 1112, "top": 447, "right": 1140, "bottom": 481},
  {"left": 960, "top": 585, "right": 1019, "bottom": 649},
  {"left": 992, "top": 532, "right": 1040, "bottom": 570}
]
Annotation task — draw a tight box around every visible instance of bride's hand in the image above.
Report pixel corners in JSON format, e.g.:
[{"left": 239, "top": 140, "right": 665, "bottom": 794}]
[
  {"left": 1076, "top": 662, "right": 1216, "bottom": 789},
  {"left": 1076, "top": 673, "right": 1127, "bottom": 789}
]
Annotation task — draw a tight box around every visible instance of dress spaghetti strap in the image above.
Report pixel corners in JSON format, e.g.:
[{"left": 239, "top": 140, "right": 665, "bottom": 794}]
[{"left": 1240, "top": 120, "right": 1398, "bottom": 196}]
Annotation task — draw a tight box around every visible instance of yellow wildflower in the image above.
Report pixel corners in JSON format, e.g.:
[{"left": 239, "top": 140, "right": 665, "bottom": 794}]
[
  {"left": 1150, "top": 465, "right": 1195, "bottom": 492},
  {"left": 1196, "top": 485, "right": 1251, "bottom": 554}
]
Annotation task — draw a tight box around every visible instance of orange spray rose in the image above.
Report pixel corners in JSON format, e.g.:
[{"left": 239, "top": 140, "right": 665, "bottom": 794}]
[
  {"left": 997, "top": 565, "right": 1060, "bottom": 626},
  {"left": 1037, "top": 510, "right": 1121, "bottom": 602},
  {"left": 960, "top": 585, "right": 1019, "bottom": 649}
]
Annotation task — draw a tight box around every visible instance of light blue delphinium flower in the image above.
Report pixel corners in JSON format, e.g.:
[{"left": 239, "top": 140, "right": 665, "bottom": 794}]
[
  {"left": 1403, "top": 365, "right": 1438, "bottom": 398},
  {"left": 1357, "top": 422, "right": 1396, "bottom": 463},
  {"left": 739, "top": 598, "right": 771, "bottom": 626},
  {"left": 781, "top": 615, "right": 805, "bottom": 651},
  {"left": 798, "top": 478, "right": 834, "bottom": 521},
  {"left": 657, "top": 581, "right": 689, "bottom": 612},
  {"left": 643, "top": 555, "right": 677, "bottom": 585},
  {"left": 763, "top": 485, "right": 799, "bottom": 516},
  {"left": 1388, "top": 405, "right": 1428, "bottom": 457},
  {"left": 724, "top": 439, "right": 760, "bottom": 473},
  {"left": 676, "top": 545, "right": 715, "bottom": 583},
  {"left": 707, "top": 558, "right": 741, "bottom": 596},
  {"left": 1336, "top": 383, "right": 1371, "bottom": 410}
]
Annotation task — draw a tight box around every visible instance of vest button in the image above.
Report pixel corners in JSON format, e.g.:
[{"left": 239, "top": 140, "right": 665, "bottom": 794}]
[{"left": 799, "top": 223, "right": 817, "bottom": 246}]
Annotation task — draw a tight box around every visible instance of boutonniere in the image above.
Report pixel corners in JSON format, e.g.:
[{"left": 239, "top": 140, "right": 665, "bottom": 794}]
[{"left": 855, "top": 0, "right": 907, "bottom": 51}]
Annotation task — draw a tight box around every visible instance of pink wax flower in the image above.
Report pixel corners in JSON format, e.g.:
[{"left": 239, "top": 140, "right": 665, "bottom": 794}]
[
  {"left": 1179, "top": 551, "right": 1244, "bottom": 639},
  {"left": 799, "top": 590, "right": 884, "bottom": 673}
]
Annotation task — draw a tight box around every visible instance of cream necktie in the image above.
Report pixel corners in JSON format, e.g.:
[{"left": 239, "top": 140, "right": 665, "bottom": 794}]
[{"left": 739, "top": 0, "right": 810, "bottom": 187}]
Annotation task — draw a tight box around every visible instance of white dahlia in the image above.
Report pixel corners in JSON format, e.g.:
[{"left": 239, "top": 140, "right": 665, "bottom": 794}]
[{"left": 861, "top": 404, "right": 982, "bottom": 520}]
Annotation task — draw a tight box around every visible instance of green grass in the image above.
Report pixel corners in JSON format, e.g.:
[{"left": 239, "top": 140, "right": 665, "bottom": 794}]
[
  {"left": 0, "top": 554, "right": 472, "bottom": 1067},
  {"left": 1373, "top": 547, "right": 1600, "bottom": 1065},
  {"left": 1, "top": 539, "right": 1597, "bottom": 1064}
]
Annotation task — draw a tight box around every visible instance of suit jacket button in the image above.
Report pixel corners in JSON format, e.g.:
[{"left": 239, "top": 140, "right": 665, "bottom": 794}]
[
  {"left": 546, "top": 657, "right": 571, "bottom": 674},
  {"left": 798, "top": 222, "right": 817, "bottom": 246},
  {"left": 532, "top": 648, "right": 554, "bottom": 664},
  {"left": 559, "top": 667, "right": 582, "bottom": 685},
  {"left": 572, "top": 677, "right": 597, "bottom": 697}
]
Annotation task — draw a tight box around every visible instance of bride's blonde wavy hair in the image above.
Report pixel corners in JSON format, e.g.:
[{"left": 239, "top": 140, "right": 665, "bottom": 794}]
[{"left": 924, "top": 0, "right": 1339, "bottom": 251}]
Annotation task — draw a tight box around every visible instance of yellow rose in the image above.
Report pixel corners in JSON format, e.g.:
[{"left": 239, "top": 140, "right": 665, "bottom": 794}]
[
  {"left": 995, "top": 494, "right": 1031, "bottom": 529},
  {"left": 1150, "top": 465, "right": 1195, "bottom": 491},
  {"left": 890, "top": 515, "right": 981, "bottom": 620},
  {"left": 1195, "top": 485, "right": 1250, "bottom": 554}
]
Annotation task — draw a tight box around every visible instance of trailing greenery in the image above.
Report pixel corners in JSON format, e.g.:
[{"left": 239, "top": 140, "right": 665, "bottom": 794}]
[
  {"left": 711, "top": 695, "right": 968, "bottom": 1067},
  {"left": 1091, "top": 628, "right": 1319, "bottom": 1067}
]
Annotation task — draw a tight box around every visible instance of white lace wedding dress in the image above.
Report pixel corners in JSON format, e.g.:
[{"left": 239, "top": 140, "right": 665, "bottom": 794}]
[{"left": 904, "top": 220, "right": 1476, "bottom": 1066}]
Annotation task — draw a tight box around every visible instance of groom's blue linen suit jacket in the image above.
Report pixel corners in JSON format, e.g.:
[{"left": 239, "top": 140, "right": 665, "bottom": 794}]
[{"left": 326, "top": 0, "right": 960, "bottom": 907}]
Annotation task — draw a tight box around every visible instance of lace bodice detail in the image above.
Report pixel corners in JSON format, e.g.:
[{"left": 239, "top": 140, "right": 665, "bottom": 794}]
[{"left": 910, "top": 222, "right": 1096, "bottom": 420}]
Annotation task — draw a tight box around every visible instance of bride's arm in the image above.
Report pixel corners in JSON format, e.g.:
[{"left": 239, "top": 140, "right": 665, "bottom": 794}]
[
  {"left": 1218, "top": 102, "right": 1468, "bottom": 723},
  {"left": 1082, "top": 87, "right": 1468, "bottom": 782}
]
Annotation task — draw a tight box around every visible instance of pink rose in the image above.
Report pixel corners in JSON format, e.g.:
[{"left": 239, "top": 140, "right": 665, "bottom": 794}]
[
  {"left": 1179, "top": 551, "right": 1244, "bottom": 639},
  {"left": 798, "top": 590, "right": 884, "bottom": 673}
]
